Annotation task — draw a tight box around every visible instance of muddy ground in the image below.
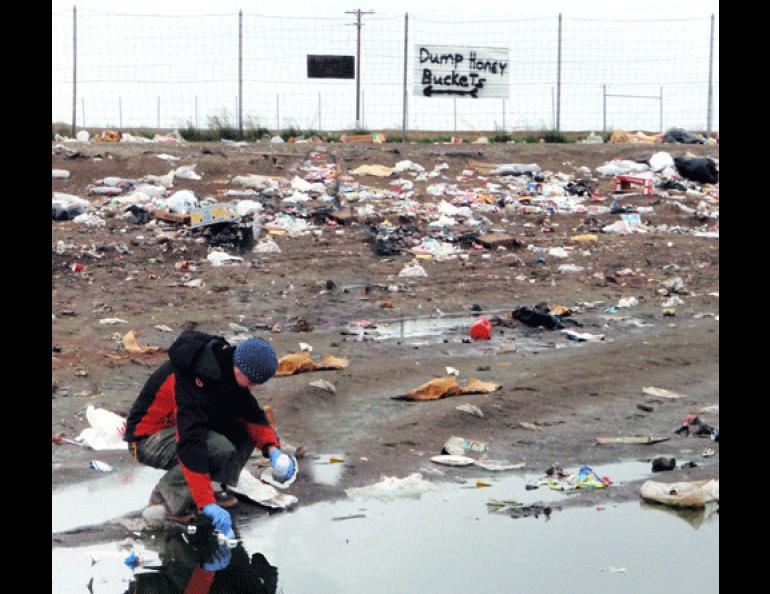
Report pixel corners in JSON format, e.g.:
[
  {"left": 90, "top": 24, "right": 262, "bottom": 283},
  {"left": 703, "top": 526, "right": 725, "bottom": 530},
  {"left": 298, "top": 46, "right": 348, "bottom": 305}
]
[{"left": 52, "top": 141, "right": 718, "bottom": 546}]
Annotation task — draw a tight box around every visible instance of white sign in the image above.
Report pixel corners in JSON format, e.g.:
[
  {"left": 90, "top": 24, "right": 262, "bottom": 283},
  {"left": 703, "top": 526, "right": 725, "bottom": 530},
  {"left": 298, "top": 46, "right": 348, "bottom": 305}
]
[{"left": 414, "top": 45, "right": 510, "bottom": 99}]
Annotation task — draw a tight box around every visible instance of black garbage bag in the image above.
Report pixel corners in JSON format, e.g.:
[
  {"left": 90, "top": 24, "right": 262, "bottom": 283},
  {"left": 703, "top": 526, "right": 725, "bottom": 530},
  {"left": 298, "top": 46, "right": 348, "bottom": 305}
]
[
  {"left": 565, "top": 182, "right": 593, "bottom": 197},
  {"left": 663, "top": 128, "right": 704, "bottom": 144},
  {"left": 657, "top": 180, "right": 687, "bottom": 191},
  {"left": 125, "top": 205, "right": 150, "bottom": 225},
  {"left": 673, "top": 157, "right": 718, "bottom": 184},
  {"left": 206, "top": 222, "right": 255, "bottom": 252},
  {"left": 512, "top": 306, "right": 582, "bottom": 330}
]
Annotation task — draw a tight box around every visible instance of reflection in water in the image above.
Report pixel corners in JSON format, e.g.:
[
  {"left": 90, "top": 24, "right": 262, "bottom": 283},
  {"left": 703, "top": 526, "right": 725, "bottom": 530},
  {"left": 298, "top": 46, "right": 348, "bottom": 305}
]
[
  {"left": 124, "top": 525, "right": 277, "bottom": 594},
  {"left": 639, "top": 500, "right": 720, "bottom": 530}
]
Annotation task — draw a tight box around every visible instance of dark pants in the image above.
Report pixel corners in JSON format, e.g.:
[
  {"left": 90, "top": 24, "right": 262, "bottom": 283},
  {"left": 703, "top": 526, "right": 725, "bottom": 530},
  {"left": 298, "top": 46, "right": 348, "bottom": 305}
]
[{"left": 135, "top": 425, "right": 255, "bottom": 514}]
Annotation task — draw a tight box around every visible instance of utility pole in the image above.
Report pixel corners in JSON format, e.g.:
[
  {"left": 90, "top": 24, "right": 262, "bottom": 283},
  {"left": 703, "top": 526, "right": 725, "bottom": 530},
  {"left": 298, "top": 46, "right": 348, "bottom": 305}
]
[{"left": 345, "top": 8, "right": 374, "bottom": 128}]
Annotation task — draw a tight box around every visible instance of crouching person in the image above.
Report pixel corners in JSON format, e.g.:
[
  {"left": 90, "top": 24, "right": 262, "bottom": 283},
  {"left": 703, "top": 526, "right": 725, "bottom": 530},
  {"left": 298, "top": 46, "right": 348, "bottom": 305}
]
[{"left": 124, "top": 331, "right": 295, "bottom": 536}]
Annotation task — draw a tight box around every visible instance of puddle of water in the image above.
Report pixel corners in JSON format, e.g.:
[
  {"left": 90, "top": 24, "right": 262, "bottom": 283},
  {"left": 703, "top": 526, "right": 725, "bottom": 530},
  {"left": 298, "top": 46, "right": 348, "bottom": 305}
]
[
  {"left": 53, "top": 460, "right": 717, "bottom": 593},
  {"left": 52, "top": 466, "right": 164, "bottom": 533}
]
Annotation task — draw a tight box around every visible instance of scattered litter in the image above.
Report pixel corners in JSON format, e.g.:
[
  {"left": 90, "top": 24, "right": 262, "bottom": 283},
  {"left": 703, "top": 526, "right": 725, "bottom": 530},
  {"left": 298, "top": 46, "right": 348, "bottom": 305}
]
[
  {"left": 446, "top": 366, "right": 460, "bottom": 376},
  {"left": 651, "top": 457, "right": 676, "bottom": 472},
  {"left": 350, "top": 164, "right": 393, "bottom": 177},
  {"left": 399, "top": 262, "right": 428, "bottom": 278},
  {"left": 595, "top": 436, "right": 670, "bottom": 445},
  {"left": 543, "top": 465, "right": 610, "bottom": 491},
  {"left": 519, "top": 422, "right": 540, "bottom": 431},
  {"left": 561, "top": 329, "right": 605, "bottom": 342},
  {"left": 431, "top": 454, "right": 475, "bottom": 467},
  {"left": 617, "top": 297, "right": 639, "bottom": 308},
  {"left": 332, "top": 514, "right": 367, "bottom": 521},
  {"left": 640, "top": 479, "right": 718, "bottom": 508},
  {"left": 398, "top": 375, "right": 501, "bottom": 401},
  {"left": 345, "top": 473, "right": 435, "bottom": 500},
  {"left": 662, "top": 296, "right": 685, "bottom": 308},
  {"left": 52, "top": 169, "right": 70, "bottom": 178},
  {"left": 207, "top": 251, "right": 244, "bottom": 267},
  {"left": 173, "top": 165, "right": 202, "bottom": 180},
  {"left": 122, "top": 330, "right": 162, "bottom": 355},
  {"left": 456, "top": 403, "right": 484, "bottom": 418},
  {"left": 154, "top": 325, "right": 173, "bottom": 332},
  {"left": 702, "top": 448, "right": 715, "bottom": 458},
  {"left": 253, "top": 239, "right": 282, "bottom": 253},
  {"left": 90, "top": 460, "right": 114, "bottom": 472},
  {"left": 276, "top": 351, "right": 349, "bottom": 376},
  {"left": 442, "top": 436, "right": 488, "bottom": 456},
  {"left": 470, "top": 318, "right": 492, "bottom": 340},
  {"left": 309, "top": 379, "right": 336, "bottom": 394},
  {"left": 476, "top": 480, "right": 492, "bottom": 488},
  {"left": 474, "top": 459, "right": 525, "bottom": 472},
  {"left": 642, "top": 387, "right": 685, "bottom": 399},
  {"left": 99, "top": 318, "right": 127, "bottom": 325},
  {"left": 229, "top": 469, "right": 298, "bottom": 509},
  {"left": 76, "top": 405, "right": 128, "bottom": 450}
]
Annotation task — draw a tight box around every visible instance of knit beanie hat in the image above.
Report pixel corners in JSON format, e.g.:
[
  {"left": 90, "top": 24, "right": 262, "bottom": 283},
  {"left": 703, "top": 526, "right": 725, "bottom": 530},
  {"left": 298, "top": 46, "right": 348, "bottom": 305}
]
[{"left": 233, "top": 338, "right": 278, "bottom": 385}]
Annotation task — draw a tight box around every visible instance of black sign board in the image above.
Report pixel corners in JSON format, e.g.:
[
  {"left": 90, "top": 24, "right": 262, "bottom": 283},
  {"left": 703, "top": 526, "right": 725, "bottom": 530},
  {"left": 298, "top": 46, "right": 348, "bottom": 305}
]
[{"left": 307, "top": 55, "right": 355, "bottom": 79}]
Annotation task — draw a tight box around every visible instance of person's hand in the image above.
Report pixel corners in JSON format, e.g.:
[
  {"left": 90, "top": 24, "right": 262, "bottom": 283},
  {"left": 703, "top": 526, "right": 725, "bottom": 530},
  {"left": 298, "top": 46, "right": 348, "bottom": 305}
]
[
  {"left": 203, "top": 542, "right": 232, "bottom": 572},
  {"left": 269, "top": 448, "right": 296, "bottom": 482},
  {"left": 202, "top": 503, "right": 232, "bottom": 536}
]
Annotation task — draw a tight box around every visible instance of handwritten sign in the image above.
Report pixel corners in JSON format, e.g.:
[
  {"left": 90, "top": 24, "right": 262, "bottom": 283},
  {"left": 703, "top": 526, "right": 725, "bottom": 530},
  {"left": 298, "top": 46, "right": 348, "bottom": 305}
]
[{"left": 414, "top": 45, "right": 509, "bottom": 99}]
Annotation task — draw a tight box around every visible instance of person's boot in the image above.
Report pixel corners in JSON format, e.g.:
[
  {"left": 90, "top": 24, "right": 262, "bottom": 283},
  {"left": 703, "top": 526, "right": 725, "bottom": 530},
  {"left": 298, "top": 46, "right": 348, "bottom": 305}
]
[{"left": 147, "top": 488, "right": 195, "bottom": 522}]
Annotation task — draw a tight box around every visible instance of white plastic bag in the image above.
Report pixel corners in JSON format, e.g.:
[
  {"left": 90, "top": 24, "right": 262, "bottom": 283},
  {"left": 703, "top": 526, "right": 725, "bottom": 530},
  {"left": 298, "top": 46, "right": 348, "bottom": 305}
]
[
  {"left": 207, "top": 251, "right": 243, "bottom": 267},
  {"left": 166, "top": 190, "right": 198, "bottom": 214},
  {"left": 173, "top": 165, "right": 202, "bottom": 180},
  {"left": 399, "top": 262, "right": 428, "bottom": 278},
  {"left": 52, "top": 169, "right": 70, "bottom": 179},
  {"left": 76, "top": 405, "right": 128, "bottom": 450}
]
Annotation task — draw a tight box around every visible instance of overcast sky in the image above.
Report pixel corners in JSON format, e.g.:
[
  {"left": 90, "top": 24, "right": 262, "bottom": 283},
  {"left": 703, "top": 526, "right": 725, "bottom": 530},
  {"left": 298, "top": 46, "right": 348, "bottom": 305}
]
[{"left": 52, "top": 0, "right": 719, "bottom": 19}]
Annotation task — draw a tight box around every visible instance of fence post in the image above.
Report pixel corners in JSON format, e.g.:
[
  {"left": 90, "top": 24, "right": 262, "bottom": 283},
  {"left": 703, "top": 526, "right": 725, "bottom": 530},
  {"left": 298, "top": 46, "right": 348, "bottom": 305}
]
[
  {"left": 659, "top": 86, "right": 663, "bottom": 132},
  {"left": 238, "top": 10, "right": 243, "bottom": 134},
  {"left": 602, "top": 84, "right": 606, "bottom": 132},
  {"left": 72, "top": 5, "right": 77, "bottom": 136},
  {"left": 556, "top": 13, "right": 562, "bottom": 132},
  {"left": 706, "top": 14, "right": 714, "bottom": 136},
  {"left": 402, "top": 12, "right": 408, "bottom": 143}
]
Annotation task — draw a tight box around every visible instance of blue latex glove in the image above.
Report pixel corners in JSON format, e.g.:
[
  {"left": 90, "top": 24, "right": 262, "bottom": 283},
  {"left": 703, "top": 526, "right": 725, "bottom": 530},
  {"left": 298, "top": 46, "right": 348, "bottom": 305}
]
[
  {"left": 202, "top": 503, "right": 232, "bottom": 536},
  {"left": 203, "top": 543, "right": 232, "bottom": 572},
  {"left": 268, "top": 448, "right": 296, "bottom": 482}
]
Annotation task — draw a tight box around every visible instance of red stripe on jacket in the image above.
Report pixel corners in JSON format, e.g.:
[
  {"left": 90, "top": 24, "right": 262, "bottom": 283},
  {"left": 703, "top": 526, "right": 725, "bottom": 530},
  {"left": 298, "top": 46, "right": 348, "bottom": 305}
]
[
  {"left": 237, "top": 419, "right": 280, "bottom": 456},
  {"left": 184, "top": 567, "right": 215, "bottom": 594},
  {"left": 133, "top": 374, "right": 176, "bottom": 437}
]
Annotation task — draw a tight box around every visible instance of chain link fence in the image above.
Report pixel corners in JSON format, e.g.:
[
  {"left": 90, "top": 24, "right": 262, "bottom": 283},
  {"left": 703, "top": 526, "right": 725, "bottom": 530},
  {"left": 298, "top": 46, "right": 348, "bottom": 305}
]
[{"left": 51, "top": 8, "right": 719, "bottom": 134}]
